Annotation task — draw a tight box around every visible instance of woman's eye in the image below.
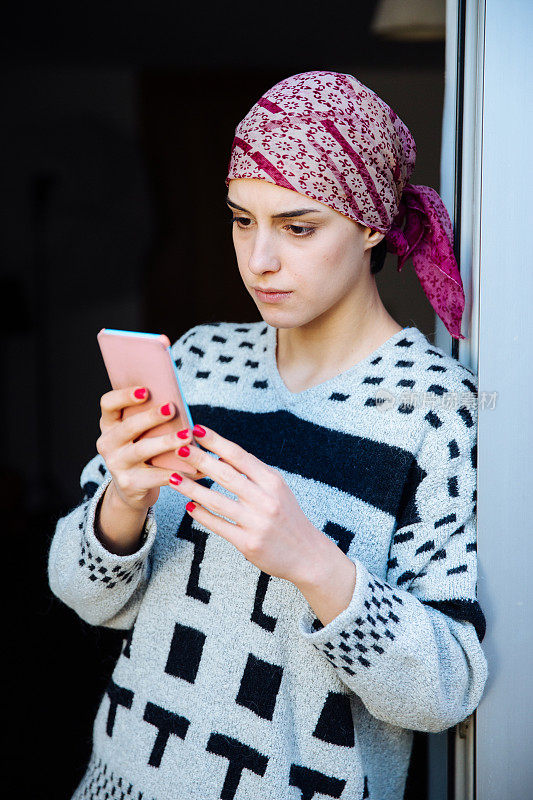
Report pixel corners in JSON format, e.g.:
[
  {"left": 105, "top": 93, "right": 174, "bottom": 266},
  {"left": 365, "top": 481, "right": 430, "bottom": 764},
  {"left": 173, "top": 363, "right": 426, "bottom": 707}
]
[
  {"left": 231, "top": 216, "right": 251, "bottom": 228},
  {"left": 286, "top": 224, "right": 314, "bottom": 236}
]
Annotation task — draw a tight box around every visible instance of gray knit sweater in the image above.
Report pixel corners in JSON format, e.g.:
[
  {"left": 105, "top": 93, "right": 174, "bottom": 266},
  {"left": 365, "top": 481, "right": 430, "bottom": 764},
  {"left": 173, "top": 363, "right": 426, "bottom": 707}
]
[{"left": 48, "top": 321, "right": 488, "bottom": 800}]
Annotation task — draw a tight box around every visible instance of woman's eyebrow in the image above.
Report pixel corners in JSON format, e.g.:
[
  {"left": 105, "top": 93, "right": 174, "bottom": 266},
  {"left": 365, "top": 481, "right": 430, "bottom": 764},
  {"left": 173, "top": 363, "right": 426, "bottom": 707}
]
[{"left": 226, "top": 197, "right": 322, "bottom": 218}]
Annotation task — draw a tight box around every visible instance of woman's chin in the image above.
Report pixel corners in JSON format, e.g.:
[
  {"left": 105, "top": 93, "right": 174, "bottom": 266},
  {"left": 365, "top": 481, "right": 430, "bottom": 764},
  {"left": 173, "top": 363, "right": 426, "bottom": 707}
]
[{"left": 254, "top": 303, "right": 304, "bottom": 326}]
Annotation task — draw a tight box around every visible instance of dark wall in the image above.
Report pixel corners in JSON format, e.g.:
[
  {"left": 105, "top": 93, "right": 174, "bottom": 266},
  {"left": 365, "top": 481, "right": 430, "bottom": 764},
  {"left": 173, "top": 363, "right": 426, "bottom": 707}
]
[{"left": 2, "top": 8, "right": 445, "bottom": 796}]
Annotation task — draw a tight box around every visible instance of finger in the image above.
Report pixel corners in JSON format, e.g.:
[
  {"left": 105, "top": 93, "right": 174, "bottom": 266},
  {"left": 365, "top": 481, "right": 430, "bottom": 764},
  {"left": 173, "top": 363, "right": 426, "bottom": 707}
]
[
  {"left": 182, "top": 498, "right": 249, "bottom": 553},
  {"left": 191, "top": 424, "right": 274, "bottom": 486},
  {"left": 174, "top": 442, "right": 265, "bottom": 504},
  {"left": 121, "top": 428, "right": 194, "bottom": 469},
  {"left": 118, "top": 465, "right": 178, "bottom": 493},
  {"left": 168, "top": 473, "right": 249, "bottom": 526},
  {"left": 115, "top": 401, "right": 177, "bottom": 446},
  {"left": 100, "top": 386, "right": 149, "bottom": 429}
]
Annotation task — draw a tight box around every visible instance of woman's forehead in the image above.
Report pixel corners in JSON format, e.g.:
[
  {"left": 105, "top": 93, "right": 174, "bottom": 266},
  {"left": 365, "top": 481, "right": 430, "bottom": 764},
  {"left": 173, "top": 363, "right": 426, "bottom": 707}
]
[{"left": 227, "top": 178, "right": 333, "bottom": 215}]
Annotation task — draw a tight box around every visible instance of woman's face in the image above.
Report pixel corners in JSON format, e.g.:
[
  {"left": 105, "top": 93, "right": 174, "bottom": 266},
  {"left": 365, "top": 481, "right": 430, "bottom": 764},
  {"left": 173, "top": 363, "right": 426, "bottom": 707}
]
[{"left": 227, "top": 178, "right": 382, "bottom": 329}]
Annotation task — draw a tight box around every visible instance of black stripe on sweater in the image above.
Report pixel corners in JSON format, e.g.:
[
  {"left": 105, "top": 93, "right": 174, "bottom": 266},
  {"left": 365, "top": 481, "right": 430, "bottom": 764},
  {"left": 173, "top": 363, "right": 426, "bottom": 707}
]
[
  {"left": 189, "top": 404, "right": 424, "bottom": 525},
  {"left": 422, "top": 598, "right": 486, "bottom": 643}
]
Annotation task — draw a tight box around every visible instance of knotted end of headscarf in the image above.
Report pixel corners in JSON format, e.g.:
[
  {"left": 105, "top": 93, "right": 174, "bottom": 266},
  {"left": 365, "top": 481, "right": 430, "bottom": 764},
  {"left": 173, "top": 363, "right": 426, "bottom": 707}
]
[{"left": 385, "top": 183, "right": 466, "bottom": 340}]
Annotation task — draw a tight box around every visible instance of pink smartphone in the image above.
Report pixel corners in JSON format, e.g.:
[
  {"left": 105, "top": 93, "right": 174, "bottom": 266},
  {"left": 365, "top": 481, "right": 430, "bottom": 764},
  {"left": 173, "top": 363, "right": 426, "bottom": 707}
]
[{"left": 97, "top": 328, "right": 201, "bottom": 475}]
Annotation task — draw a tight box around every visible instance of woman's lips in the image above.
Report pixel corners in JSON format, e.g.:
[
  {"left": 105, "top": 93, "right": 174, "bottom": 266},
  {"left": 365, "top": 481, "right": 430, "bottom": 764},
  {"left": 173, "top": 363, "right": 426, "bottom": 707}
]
[{"left": 253, "top": 288, "right": 293, "bottom": 303}]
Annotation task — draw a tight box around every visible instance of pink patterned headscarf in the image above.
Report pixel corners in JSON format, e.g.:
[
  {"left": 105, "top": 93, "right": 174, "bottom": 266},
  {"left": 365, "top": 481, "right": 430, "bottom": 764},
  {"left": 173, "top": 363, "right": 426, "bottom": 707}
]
[{"left": 225, "top": 70, "right": 466, "bottom": 340}]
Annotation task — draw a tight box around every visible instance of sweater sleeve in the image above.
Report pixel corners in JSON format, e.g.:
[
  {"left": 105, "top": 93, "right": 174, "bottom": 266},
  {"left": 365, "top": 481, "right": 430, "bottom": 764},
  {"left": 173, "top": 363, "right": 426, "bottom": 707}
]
[
  {"left": 298, "top": 386, "right": 488, "bottom": 734},
  {"left": 47, "top": 323, "right": 204, "bottom": 629},
  {"left": 47, "top": 454, "right": 157, "bottom": 629}
]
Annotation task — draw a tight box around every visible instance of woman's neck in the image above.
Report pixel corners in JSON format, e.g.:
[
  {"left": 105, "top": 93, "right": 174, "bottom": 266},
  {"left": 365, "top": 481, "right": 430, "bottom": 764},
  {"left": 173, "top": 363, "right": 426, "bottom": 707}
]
[{"left": 275, "top": 303, "right": 403, "bottom": 394}]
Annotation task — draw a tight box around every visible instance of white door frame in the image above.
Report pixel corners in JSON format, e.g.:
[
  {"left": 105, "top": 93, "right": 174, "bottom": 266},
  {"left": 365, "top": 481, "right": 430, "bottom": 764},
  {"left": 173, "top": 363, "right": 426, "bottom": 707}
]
[{"left": 439, "top": 1, "right": 533, "bottom": 798}]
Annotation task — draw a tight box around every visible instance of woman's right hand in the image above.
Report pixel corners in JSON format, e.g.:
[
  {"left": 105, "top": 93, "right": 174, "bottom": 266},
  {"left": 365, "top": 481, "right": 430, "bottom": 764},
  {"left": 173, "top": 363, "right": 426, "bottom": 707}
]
[{"left": 96, "top": 386, "right": 199, "bottom": 515}]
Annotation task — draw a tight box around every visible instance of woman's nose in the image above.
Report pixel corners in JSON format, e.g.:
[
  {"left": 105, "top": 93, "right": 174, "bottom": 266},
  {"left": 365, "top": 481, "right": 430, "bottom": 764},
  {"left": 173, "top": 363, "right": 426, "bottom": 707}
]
[{"left": 247, "top": 231, "right": 281, "bottom": 275}]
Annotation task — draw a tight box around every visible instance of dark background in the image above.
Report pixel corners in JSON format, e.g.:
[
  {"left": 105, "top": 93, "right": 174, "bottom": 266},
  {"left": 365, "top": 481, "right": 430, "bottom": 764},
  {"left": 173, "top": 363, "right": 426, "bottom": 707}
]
[{"left": 2, "top": 3, "right": 446, "bottom": 797}]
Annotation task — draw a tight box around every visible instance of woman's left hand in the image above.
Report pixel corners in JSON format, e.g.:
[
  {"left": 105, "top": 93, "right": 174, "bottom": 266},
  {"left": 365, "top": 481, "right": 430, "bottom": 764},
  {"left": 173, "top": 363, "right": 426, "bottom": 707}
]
[{"left": 167, "top": 424, "right": 324, "bottom": 586}]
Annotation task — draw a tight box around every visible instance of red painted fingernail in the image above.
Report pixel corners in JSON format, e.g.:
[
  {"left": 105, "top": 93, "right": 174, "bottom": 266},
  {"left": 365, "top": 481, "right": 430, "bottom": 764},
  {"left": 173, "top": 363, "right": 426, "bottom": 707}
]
[
  {"left": 178, "top": 446, "right": 190, "bottom": 457},
  {"left": 193, "top": 424, "right": 206, "bottom": 437},
  {"left": 134, "top": 387, "right": 147, "bottom": 399},
  {"left": 169, "top": 473, "right": 182, "bottom": 485},
  {"left": 186, "top": 501, "right": 196, "bottom": 512},
  {"left": 177, "top": 428, "right": 190, "bottom": 439},
  {"left": 160, "top": 403, "right": 172, "bottom": 416}
]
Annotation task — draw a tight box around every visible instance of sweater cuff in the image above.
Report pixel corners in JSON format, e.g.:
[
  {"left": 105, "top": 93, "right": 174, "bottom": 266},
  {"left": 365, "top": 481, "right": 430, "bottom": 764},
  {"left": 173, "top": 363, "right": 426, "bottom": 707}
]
[
  {"left": 298, "top": 558, "right": 408, "bottom": 674},
  {"left": 78, "top": 474, "right": 157, "bottom": 587}
]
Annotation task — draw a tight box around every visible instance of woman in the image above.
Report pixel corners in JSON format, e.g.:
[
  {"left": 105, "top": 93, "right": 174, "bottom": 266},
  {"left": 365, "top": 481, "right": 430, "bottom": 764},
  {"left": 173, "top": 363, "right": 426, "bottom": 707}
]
[{"left": 49, "top": 71, "right": 488, "bottom": 800}]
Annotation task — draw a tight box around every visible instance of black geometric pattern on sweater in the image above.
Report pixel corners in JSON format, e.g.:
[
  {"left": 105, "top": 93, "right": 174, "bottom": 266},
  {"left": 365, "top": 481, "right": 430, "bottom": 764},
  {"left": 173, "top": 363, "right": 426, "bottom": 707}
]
[
  {"left": 423, "top": 598, "right": 486, "bottom": 643},
  {"left": 323, "top": 521, "right": 355, "bottom": 555},
  {"left": 314, "top": 579, "right": 404, "bottom": 672},
  {"left": 73, "top": 754, "right": 154, "bottom": 800},
  {"left": 415, "top": 539, "right": 435, "bottom": 556},
  {"left": 425, "top": 410, "right": 443, "bottom": 429},
  {"left": 235, "top": 653, "right": 283, "bottom": 720},
  {"left": 143, "top": 701, "right": 190, "bottom": 767},
  {"left": 165, "top": 621, "right": 206, "bottom": 683},
  {"left": 397, "top": 378, "right": 415, "bottom": 388},
  {"left": 205, "top": 732, "right": 268, "bottom": 800},
  {"left": 471, "top": 441, "right": 477, "bottom": 469},
  {"left": 394, "top": 530, "right": 414, "bottom": 544},
  {"left": 462, "top": 377, "right": 478, "bottom": 395},
  {"left": 427, "top": 384, "right": 448, "bottom": 396},
  {"left": 329, "top": 392, "right": 350, "bottom": 401},
  {"left": 81, "top": 480, "right": 99, "bottom": 501},
  {"left": 394, "top": 458, "right": 427, "bottom": 531},
  {"left": 175, "top": 504, "right": 211, "bottom": 604},
  {"left": 457, "top": 406, "right": 474, "bottom": 428},
  {"left": 397, "top": 570, "right": 417, "bottom": 586},
  {"left": 289, "top": 763, "right": 346, "bottom": 799},
  {"left": 448, "top": 439, "right": 460, "bottom": 458},
  {"left": 105, "top": 679, "right": 134, "bottom": 737},
  {"left": 251, "top": 571, "right": 277, "bottom": 632},
  {"left": 79, "top": 524, "right": 144, "bottom": 589},
  {"left": 396, "top": 336, "right": 415, "bottom": 349},
  {"left": 448, "top": 476, "right": 459, "bottom": 497},
  {"left": 313, "top": 692, "right": 354, "bottom": 747},
  {"left": 398, "top": 401, "right": 415, "bottom": 414},
  {"left": 121, "top": 627, "right": 133, "bottom": 658},
  {"left": 447, "top": 564, "right": 468, "bottom": 576},
  {"left": 188, "top": 404, "right": 424, "bottom": 523},
  {"left": 426, "top": 348, "right": 444, "bottom": 359},
  {"left": 363, "top": 775, "right": 370, "bottom": 798},
  {"left": 364, "top": 396, "right": 384, "bottom": 409}
]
